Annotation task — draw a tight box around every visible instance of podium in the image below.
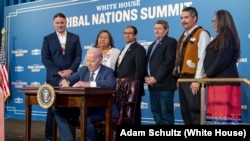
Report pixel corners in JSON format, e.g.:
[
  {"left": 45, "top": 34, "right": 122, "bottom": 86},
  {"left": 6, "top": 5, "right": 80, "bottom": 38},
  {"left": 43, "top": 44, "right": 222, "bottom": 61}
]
[{"left": 19, "top": 86, "right": 118, "bottom": 141}]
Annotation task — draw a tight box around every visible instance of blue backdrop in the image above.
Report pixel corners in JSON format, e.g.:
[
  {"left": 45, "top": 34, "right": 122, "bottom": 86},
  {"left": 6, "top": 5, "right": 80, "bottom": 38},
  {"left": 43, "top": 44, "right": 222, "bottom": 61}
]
[{"left": 3, "top": 0, "right": 250, "bottom": 124}]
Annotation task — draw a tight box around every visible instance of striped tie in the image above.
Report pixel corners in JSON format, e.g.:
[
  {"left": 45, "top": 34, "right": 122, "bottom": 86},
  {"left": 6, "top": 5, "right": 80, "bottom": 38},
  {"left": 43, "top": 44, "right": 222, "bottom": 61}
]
[{"left": 89, "top": 72, "right": 95, "bottom": 81}]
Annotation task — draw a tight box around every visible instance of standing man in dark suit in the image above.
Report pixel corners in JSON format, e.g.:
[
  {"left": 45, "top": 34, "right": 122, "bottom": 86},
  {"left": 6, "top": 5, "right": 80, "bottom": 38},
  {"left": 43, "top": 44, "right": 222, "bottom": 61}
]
[
  {"left": 145, "top": 20, "right": 177, "bottom": 125},
  {"left": 115, "top": 25, "right": 147, "bottom": 125},
  {"left": 55, "top": 48, "right": 118, "bottom": 141},
  {"left": 41, "top": 12, "right": 82, "bottom": 141}
]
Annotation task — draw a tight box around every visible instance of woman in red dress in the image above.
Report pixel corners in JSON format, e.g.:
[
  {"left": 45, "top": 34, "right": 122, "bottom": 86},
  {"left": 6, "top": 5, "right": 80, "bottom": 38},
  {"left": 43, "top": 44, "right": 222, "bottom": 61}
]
[{"left": 203, "top": 10, "right": 241, "bottom": 124}]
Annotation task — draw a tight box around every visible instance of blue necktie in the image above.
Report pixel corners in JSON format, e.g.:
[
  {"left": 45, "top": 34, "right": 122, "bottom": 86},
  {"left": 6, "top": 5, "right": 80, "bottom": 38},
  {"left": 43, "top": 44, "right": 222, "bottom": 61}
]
[
  {"left": 149, "top": 40, "right": 159, "bottom": 58},
  {"left": 147, "top": 40, "right": 159, "bottom": 76}
]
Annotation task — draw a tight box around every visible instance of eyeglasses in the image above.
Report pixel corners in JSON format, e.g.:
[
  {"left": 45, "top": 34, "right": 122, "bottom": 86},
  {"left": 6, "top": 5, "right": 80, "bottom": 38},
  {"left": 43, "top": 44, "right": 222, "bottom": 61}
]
[
  {"left": 211, "top": 19, "right": 217, "bottom": 23},
  {"left": 123, "top": 32, "right": 134, "bottom": 35},
  {"left": 98, "top": 37, "right": 109, "bottom": 40}
]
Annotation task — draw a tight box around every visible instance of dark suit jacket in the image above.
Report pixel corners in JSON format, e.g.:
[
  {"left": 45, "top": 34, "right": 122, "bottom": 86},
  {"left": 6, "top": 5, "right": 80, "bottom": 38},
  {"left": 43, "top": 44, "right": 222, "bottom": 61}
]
[
  {"left": 147, "top": 34, "right": 177, "bottom": 91},
  {"left": 41, "top": 31, "right": 82, "bottom": 86},
  {"left": 204, "top": 31, "right": 239, "bottom": 85},
  {"left": 115, "top": 41, "right": 147, "bottom": 96},
  {"left": 66, "top": 64, "right": 116, "bottom": 88}
]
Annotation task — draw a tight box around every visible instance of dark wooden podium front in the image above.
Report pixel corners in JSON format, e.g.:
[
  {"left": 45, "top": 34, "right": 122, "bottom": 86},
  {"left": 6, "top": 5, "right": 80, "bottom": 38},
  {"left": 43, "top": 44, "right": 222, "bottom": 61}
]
[{"left": 19, "top": 86, "right": 118, "bottom": 141}]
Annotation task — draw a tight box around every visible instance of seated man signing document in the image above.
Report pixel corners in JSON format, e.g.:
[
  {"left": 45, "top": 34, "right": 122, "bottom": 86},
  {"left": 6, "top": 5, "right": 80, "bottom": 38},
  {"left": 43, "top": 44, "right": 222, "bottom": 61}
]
[{"left": 55, "top": 47, "right": 118, "bottom": 141}]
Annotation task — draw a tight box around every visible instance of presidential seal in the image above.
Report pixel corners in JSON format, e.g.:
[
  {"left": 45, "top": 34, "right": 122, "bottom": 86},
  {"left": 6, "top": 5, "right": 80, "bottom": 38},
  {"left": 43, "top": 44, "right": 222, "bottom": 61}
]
[{"left": 37, "top": 84, "right": 55, "bottom": 108}]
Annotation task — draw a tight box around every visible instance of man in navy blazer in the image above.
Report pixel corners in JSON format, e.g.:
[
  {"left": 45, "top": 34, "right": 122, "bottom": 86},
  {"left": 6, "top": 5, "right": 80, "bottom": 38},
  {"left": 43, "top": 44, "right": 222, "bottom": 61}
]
[
  {"left": 55, "top": 48, "right": 118, "bottom": 141},
  {"left": 41, "top": 13, "right": 82, "bottom": 141},
  {"left": 145, "top": 20, "right": 177, "bottom": 125}
]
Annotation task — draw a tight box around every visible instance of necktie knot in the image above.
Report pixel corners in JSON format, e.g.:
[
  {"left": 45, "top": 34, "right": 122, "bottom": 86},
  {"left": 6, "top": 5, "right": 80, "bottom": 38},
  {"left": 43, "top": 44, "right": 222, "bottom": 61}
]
[
  {"left": 156, "top": 39, "right": 160, "bottom": 44},
  {"left": 90, "top": 72, "right": 95, "bottom": 81}
]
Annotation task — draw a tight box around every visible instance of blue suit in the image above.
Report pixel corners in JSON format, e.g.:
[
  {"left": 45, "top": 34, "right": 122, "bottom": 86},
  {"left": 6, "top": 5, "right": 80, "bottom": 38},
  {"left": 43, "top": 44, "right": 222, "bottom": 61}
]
[
  {"left": 42, "top": 31, "right": 82, "bottom": 86},
  {"left": 54, "top": 65, "right": 119, "bottom": 141},
  {"left": 41, "top": 31, "right": 82, "bottom": 140}
]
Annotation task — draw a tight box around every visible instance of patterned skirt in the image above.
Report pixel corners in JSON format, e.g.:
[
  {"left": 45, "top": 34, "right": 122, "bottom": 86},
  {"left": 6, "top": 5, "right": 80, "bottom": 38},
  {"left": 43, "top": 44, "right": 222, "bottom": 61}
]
[{"left": 205, "top": 85, "right": 242, "bottom": 125}]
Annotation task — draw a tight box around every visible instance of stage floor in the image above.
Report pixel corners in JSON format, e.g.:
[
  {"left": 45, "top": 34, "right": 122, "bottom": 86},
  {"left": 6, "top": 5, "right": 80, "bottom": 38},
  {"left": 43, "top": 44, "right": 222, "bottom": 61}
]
[{"left": 4, "top": 118, "right": 80, "bottom": 141}]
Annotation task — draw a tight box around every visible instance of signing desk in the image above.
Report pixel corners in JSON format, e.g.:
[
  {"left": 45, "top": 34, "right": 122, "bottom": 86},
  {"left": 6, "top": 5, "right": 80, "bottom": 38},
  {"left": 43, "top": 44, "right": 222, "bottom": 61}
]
[{"left": 19, "top": 86, "right": 118, "bottom": 141}]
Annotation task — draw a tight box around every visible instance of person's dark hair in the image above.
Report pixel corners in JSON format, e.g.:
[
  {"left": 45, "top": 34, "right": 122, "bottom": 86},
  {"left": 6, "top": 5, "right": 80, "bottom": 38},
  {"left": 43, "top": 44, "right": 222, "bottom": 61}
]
[
  {"left": 155, "top": 20, "right": 169, "bottom": 30},
  {"left": 182, "top": 6, "right": 198, "bottom": 22},
  {"left": 207, "top": 10, "right": 240, "bottom": 61},
  {"left": 125, "top": 25, "right": 138, "bottom": 35},
  {"left": 53, "top": 13, "right": 66, "bottom": 20},
  {"left": 94, "top": 29, "right": 114, "bottom": 48}
]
